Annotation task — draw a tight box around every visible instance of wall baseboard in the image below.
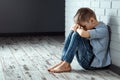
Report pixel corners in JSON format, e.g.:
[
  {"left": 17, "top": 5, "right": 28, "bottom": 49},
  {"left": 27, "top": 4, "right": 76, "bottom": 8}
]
[
  {"left": 109, "top": 64, "right": 120, "bottom": 75},
  {"left": 0, "top": 32, "right": 65, "bottom": 37}
]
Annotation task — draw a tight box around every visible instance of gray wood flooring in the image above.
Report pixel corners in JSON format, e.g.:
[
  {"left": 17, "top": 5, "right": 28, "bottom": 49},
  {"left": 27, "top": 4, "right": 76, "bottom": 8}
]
[{"left": 0, "top": 35, "right": 120, "bottom": 80}]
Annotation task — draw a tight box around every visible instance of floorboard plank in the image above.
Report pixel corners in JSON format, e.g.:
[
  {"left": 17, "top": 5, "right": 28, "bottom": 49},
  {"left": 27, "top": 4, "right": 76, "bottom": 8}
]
[
  {"left": 0, "top": 58, "right": 5, "bottom": 80},
  {"left": 8, "top": 41, "right": 43, "bottom": 80},
  {"left": 0, "top": 45, "right": 25, "bottom": 80}
]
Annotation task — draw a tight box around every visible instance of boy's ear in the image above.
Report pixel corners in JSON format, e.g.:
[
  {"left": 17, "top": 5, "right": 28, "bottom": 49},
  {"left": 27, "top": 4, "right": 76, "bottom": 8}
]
[
  {"left": 90, "top": 17, "right": 95, "bottom": 24},
  {"left": 90, "top": 18, "right": 95, "bottom": 24}
]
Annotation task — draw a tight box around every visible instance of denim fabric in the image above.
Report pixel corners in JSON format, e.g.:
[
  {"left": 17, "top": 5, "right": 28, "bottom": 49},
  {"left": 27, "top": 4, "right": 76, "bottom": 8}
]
[{"left": 61, "top": 31, "right": 94, "bottom": 69}]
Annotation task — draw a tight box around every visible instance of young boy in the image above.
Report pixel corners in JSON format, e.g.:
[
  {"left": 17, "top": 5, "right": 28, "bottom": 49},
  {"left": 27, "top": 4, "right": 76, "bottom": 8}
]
[{"left": 48, "top": 7, "right": 111, "bottom": 73}]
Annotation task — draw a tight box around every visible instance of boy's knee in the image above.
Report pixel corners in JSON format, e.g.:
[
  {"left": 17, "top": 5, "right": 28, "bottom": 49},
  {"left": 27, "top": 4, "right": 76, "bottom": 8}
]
[{"left": 72, "top": 32, "right": 80, "bottom": 38}]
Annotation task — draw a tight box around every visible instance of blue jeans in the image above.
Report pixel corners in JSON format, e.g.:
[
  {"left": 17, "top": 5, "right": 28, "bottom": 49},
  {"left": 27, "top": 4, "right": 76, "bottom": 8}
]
[{"left": 61, "top": 31, "right": 94, "bottom": 69}]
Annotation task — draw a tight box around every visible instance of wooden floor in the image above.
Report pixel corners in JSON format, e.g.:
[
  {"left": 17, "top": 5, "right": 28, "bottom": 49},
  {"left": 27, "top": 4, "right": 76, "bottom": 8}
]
[{"left": 0, "top": 35, "right": 120, "bottom": 80}]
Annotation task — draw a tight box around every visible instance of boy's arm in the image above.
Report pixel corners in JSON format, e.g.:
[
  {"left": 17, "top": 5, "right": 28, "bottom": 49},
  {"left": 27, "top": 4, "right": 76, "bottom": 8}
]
[
  {"left": 77, "top": 28, "right": 90, "bottom": 38},
  {"left": 88, "top": 27, "right": 108, "bottom": 39},
  {"left": 77, "top": 27, "right": 108, "bottom": 39}
]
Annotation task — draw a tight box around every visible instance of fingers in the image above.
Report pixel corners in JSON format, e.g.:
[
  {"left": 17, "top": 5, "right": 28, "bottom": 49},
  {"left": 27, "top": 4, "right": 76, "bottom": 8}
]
[{"left": 70, "top": 24, "right": 80, "bottom": 31}]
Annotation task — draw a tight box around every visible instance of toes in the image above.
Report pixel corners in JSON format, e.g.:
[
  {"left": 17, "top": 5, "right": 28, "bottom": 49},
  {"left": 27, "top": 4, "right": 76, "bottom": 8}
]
[{"left": 48, "top": 68, "right": 51, "bottom": 71}]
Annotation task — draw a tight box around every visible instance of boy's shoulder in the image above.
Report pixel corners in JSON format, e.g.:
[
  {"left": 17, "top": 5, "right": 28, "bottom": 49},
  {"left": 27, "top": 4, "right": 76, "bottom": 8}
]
[{"left": 95, "top": 21, "right": 107, "bottom": 29}]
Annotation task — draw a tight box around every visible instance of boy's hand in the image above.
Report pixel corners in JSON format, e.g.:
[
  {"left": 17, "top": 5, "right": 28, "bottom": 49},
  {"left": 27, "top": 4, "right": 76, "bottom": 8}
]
[
  {"left": 70, "top": 24, "right": 80, "bottom": 31},
  {"left": 77, "top": 28, "right": 90, "bottom": 38}
]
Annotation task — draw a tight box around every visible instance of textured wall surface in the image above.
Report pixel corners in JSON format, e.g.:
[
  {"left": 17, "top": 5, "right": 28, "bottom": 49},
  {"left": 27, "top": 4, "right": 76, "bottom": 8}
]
[{"left": 65, "top": 0, "right": 120, "bottom": 67}]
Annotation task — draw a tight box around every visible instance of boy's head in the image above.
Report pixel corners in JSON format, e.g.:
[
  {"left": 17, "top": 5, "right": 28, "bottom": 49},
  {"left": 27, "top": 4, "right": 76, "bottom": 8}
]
[{"left": 74, "top": 8, "right": 98, "bottom": 30}]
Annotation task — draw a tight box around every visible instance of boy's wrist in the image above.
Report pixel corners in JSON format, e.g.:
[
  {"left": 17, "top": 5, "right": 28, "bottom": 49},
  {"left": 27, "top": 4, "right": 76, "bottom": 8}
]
[{"left": 77, "top": 29, "right": 90, "bottom": 38}]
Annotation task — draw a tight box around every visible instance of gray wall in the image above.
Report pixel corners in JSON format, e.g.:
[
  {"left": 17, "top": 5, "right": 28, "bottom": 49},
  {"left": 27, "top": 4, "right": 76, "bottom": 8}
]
[
  {"left": 0, "top": 0, "right": 65, "bottom": 33},
  {"left": 65, "top": 0, "right": 120, "bottom": 67}
]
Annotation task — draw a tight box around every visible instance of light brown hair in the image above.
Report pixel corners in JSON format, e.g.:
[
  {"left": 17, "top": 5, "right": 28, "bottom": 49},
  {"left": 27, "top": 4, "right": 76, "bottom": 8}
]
[{"left": 74, "top": 8, "right": 97, "bottom": 24}]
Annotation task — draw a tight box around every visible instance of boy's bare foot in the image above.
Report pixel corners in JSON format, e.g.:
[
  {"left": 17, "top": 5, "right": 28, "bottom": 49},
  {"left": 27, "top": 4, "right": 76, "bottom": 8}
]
[
  {"left": 48, "top": 61, "right": 63, "bottom": 71},
  {"left": 49, "top": 61, "right": 71, "bottom": 73}
]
